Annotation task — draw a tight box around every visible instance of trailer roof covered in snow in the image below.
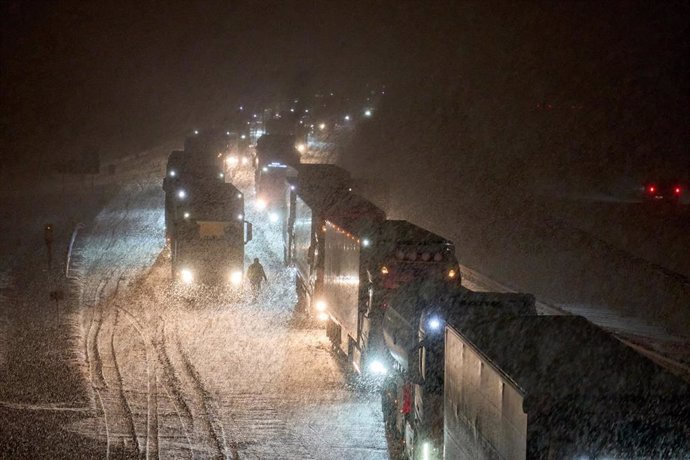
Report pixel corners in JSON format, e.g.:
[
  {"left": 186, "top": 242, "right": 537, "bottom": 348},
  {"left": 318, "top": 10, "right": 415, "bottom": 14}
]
[{"left": 447, "top": 315, "right": 690, "bottom": 401}]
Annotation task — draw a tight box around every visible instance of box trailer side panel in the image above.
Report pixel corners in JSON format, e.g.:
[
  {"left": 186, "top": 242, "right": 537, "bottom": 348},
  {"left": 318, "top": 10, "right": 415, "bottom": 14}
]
[{"left": 444, "top": 327, "right": 527, "bottom": 460}]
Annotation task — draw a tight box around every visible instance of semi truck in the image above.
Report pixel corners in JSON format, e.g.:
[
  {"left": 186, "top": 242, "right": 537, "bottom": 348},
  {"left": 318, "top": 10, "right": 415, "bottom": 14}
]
[
  {"left": 169, "top": 178, "right": 252, "bottom": 286},
  {"left": 283, "top": 164, "right": 351, "bottom": 308},
  {"left": 444, "top": 315, "right": 690, "bottom": 459},
  {"left": 163, "top": 150, "right": 225, "bottom": 238},
  {"left": 381, "top": 286, "right": 536, "bottom": 460},
  {"left": 322, "top": 204, "right": 462, "bottom": 379}
]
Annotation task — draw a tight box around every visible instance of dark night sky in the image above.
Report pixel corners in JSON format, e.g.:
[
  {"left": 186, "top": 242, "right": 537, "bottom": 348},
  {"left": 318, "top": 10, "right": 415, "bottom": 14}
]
[{"left": 2, "top": 1, "right": 689, "bottom": 175}]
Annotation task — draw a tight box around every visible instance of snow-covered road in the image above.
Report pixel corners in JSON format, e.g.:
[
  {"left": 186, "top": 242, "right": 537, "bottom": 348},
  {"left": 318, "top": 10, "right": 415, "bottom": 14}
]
[{"left": 1, "top": 165, "right": 389, "bottom": 458}]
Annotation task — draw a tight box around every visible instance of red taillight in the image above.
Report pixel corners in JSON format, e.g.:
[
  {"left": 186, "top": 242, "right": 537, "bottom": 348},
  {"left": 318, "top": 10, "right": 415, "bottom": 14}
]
[
  {"left": 675, "top": 186, "right": 682, "bottom": 195},
  {"left": 647, "top": 185, "right": 656, "bottom": 194}
]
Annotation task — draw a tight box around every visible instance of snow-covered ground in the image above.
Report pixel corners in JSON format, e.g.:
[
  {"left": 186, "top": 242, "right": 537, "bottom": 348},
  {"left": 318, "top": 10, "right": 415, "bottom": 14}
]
[{"left": 0, "top": 161, "right": 390, "bottom": 458}]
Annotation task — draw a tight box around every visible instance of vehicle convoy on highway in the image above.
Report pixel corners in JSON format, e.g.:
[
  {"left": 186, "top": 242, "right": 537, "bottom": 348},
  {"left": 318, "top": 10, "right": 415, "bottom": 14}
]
[{"left": 158, "top": 125, "right": 690, "bottom": 458}]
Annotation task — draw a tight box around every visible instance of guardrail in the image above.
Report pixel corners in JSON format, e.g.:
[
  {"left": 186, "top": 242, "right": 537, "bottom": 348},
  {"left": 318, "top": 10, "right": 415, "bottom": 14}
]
[{"left": 459, "top": 265, "right": 568, "bottom": 316}]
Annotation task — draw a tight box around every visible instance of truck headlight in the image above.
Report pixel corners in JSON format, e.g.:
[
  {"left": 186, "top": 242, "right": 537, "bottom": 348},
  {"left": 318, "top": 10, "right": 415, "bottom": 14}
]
[
  {"left": 315, "top": 299, "right": 327, "bottom": 312},
  {"left": 269, "top": 212, "right": 279, "bottom": 223},
  {"left": 448, "top": 269, "right": 457, "bottom": 279},
  {"left": 230, "top": 271, "right": 243, "bottom": 286},
  {"left": 226, "top": 156, "right": 239, "bottom": 167},
  {"left": 180, "top": 269, "right": 194, "bottom": 284},
  {"left": 256, "top": 198, "right": 267, "bottom": 210},
  {"left": 368, "top": 360, "right": 387, "bottom": 375}
]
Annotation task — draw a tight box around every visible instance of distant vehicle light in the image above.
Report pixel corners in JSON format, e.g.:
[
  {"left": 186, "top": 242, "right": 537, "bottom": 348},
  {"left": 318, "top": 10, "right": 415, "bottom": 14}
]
[
  {"left": 262, "top": 166, "right": 268, "bottom": 172},
  {"left": 647, "top": 185, "right": 656, "bottom": 194},
  {"left": 315, "top": 300, "right": 327, "bottom": 312},
  {"left": 675, "top": 186, "right": 682, "bottom": 195},
  {"left": 448, "top": 269, "right": 457, "bottom": 279},
  {"left": 269, "top": 212, "right": 279, "bottom": 223},
  {"left": 290, "top": 108, "right": 295, "bottom": 112},
  {"left": 380, "top": 266, "right": 389, "bottom": 275},
  {"left": 290, "top": 185, "right": 296, "bottom": 191},
  {"left": 317, "top": 312, "right": 329, "bottom": 321},
  {"left": 428, "top": 316, "right": 442, "bottom": 331},
  {"left": 177, "top": 190, "right": 186, "bottom": 199},
  {"left": 180, "top": 269, "right": 194, "bottom": 284},
  {"left": 219, "top": 172, "right": 224, "bottom": 179},
  {"left": 241, "top": 157, "right": 249, "bottom": 165},
  {"left": 362, "top": 238, "right": 370, "bottom": 247},
  {"left": 240, "top": 134, "right": 247, "bottom": 139},
  {"left": 319, "top": 123, "right": 326, "bottom": 131},
  {"left": 344, "top": 115, "right": 351, "bottom": 121},
  {"left": 193, "top": 130, "right": 199, "bottom": 135},
  {"left": 296, "top": 143, "right": 306, "bottom": 153},
  {"left": 230, "top": 271, "right": 243, "bottom": 286},
  {"left": 226, "top": 131, "right": 230, "bottom": 135},
  {"left": 256, "top": 198, "right": 267, "bottom": 210},
  {"left": 183, "top": 212, "right": 190, "bottom": 219},
  {"left": 237, "top": 214, "right": 243, "bottom": 220},
  {"left": 169, "top": 170, "right": 176, "bottom": 177},
  {"left": 226, "top": 156, "right": 239, "bottom": 167},
  {"left": 368, "top": 360, "right": 387, "bottom": 376},
  {"left": 364, "top": 109, "right": 372, "bottom": 117}
]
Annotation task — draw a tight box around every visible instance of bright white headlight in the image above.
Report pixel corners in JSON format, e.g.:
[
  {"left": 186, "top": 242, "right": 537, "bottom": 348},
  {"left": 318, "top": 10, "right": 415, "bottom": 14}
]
[
  {"left": 180, "top": 269, "right": 194, "bottom": 284},
  {"left": 368, "top": 360, "right": 387, "bottom": 375},
  {"left": 315, "top": 300, "right": 327, "bottom": 312},
  {"left": 230, "top": 271, "right": 243, "bottom": 286},
  {"left": 256, "top": 198, "right": 267, "bottom": 210},
  {"left": 269, "top": 212, "right": 279, "bottom": 223}
]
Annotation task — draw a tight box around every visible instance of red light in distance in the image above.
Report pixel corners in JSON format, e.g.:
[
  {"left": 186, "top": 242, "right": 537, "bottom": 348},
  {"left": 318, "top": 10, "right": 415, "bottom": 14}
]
[
  {"left": 675, "top": 186, "right": 682, "bottom": 195},
  {"left": 647, "top": 185, "right": 656, "bottom": 194}
]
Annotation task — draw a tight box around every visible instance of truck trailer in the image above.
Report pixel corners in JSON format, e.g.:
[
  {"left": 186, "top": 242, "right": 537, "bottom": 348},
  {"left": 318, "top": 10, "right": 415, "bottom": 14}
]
[
  {"left": 169, "top": 179, "right": 252, "bottom": 286},
  {"left": 284, "top": 164, "right": 352, "bottom": 310},
  {"left": 323, "top": 206, "right": 462, "bottom": 379},
  {"left": 444, "top": 315, "right": 690, "bottom": 459},
  {"left": 382, "top": 287, "right": 536, "bottom": 460}
]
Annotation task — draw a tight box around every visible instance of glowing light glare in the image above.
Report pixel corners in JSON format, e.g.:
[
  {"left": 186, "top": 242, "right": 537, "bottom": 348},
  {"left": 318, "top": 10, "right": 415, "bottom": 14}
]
[
  {"left": 675, "top": 186, "right": 682, "bottom": 195},
  {"left": 364, "top": 109, "right": 372, "bottom": 117},
  {"left": 319, "top": 123, "right": 326, "bottom": 130},
  {"left": 230, "top": 271, "right": 243, "bottom": 286},
  {"left": 262, "top": 166, "right": 268, "bottom": 172},
  {"left": 344, "top": 115, "right": 351, "bottom": 121},
  {"left": 240, "top": 134, "right": 247, "bottom": 139},
  {"left": 219, "top": 172, "right": 224, "bottom": 179},
  {"left": 362, "top": 238, "right": 370, "bottom": 247},
  {"left": 269, "top": 212, "right": 279, "bottom": 223},
  {"left": 237, "top": 193, "right": 242, "bottom": 199},
  {"left": 169, "top": 170, "right": 176, "bottom": 177},
  {"left": 241, "top": 157, "right": 249, "bottom": 165},
  {"left": 237, "top": 214, "right": 243, "bottom": 220},
  {"left": 647, "top": 185, "right": 656, "bottom": 193},
  {"left": 180, "top": 269, "right": 194, "bottom": 284},
  {"left": 226, "top": 156, "right": 239, "bottom": 167},
  {"left": 193, "top": 130, "right": 199, "bottom": 135},
  {"left": 448, "top": 269, "right": 457, "bottom": 279},
  {"left": 183, "top": 212, "right": 190, "bottom": 219},
  {"left": 380, "top": 266, "right": 389, "bottom": 275},
  {"left": 428, "top": 317, "right": 442, "bottom": 331},
  {"left": 317, "top": 312, "right": 329, "bottom": 321},
  {"left": 296, "top": 143, "right": 306, "bottom": 153},
  {"left": 315, "top": 300, "right": 327, "bottom": 312},
  {"left": 422, "top": 442, "right": 430, "bottom": 460},
  {"left": 177, "top": 189, "right": 186, "bottom": 199},
  {"left": 226, "top": 131, "right": 230, "bottom": 135},
  {"left": 256, "top": 198, "right": 267, "bottom": 210},
  {"left": 290, "top": 185, "right": 296, "bottom": 191},
  {"left": 368, "top": 360, "right": 387, "bottom": 375}
]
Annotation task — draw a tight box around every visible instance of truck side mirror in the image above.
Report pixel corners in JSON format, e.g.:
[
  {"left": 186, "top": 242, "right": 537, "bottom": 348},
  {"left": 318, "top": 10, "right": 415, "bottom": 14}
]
[{"left": 244, "top": 221, "right": 253, "bottom": 244}]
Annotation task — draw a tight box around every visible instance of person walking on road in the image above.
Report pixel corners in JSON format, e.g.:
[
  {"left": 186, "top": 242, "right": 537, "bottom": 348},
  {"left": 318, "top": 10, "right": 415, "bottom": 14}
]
[{"left": 247, "top": 258, "right": 268, "bottom": 298}]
